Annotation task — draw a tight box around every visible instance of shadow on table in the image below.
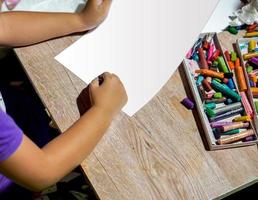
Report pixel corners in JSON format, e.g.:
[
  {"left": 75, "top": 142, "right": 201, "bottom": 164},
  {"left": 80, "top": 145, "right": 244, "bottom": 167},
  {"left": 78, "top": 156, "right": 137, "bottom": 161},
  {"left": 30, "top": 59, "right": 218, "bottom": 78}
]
[
  {"left": 76, "top": 85, "right": 92, "bottom": 116},
  {"left": 178, "top": 63, "right": 211, "bottom": 151}
]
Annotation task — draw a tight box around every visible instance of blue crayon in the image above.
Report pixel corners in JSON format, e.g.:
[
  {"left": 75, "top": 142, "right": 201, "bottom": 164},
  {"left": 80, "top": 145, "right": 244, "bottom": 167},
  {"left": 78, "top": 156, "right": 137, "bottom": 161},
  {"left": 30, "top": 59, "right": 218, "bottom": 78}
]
[
  {"left": 225, "top": 98, "right": 233, "bottom": 105},
  {"left": 227, "top": 78, "right": 235, "bottom": 89},
  {"left": 249, "top": 80, "right": 255, "bottom": 87},
  {"left": 192, "top": 53, "right": 199, "bottom": 62},
  {"left": 196, "top": 75, "right": 204, "bottom": 86}
]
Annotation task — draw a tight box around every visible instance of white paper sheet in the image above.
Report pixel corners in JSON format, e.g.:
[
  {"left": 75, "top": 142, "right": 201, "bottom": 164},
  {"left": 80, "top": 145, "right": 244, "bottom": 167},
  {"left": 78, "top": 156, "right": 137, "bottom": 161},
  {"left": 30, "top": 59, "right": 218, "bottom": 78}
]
[
  {"left": 202, "top": 0, "right": 242, "bottom": 33},
  {"left": 56, "top": 0, "right": 219, "bottom": 116}
]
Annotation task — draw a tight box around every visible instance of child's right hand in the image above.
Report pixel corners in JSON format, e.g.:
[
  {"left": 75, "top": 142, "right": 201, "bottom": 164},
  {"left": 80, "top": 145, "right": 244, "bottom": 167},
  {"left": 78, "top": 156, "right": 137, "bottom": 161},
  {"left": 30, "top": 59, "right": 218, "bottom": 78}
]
[
  {"left": 78, "top": 0, "right": 112, "bottom": 31},
  {"left": 89, "top": 72, "right": 128, "bottom": 117}
]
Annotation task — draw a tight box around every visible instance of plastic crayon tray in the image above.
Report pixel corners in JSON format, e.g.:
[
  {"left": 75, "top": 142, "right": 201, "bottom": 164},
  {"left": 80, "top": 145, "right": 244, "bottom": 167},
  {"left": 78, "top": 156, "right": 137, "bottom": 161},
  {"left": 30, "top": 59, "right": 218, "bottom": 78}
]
[{"left": 183, "top": 33, "right": 258, "bottom": 150}]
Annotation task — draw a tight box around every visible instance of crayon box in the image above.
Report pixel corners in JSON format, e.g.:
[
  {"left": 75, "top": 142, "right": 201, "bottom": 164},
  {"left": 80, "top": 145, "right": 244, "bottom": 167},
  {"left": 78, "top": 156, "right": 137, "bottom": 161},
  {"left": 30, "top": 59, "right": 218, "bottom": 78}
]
[{"left": 183, "top": 33, "right": 258, "bottom": 150}]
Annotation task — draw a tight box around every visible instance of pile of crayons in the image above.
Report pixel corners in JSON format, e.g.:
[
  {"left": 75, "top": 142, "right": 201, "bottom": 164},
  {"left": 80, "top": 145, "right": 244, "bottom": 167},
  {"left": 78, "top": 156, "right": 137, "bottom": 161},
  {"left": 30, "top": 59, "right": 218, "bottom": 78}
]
[
  {"left": 187, "top": 34, "right": 256, "bottom": 145},
  {"left": 238, "top": 39, "right": 258, "bottom": 114}
]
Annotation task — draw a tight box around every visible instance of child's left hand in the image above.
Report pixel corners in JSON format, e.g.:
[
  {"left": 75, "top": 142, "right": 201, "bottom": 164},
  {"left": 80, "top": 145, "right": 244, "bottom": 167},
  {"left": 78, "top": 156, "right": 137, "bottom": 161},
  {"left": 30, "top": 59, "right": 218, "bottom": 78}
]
[{"left": 78, "top": 0, "right": 112, "bottom": 31}]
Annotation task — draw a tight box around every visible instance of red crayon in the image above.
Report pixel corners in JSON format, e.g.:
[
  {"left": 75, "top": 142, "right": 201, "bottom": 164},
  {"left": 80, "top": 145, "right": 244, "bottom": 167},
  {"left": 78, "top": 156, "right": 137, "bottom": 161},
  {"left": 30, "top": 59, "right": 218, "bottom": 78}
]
[
  {"left": 224, "top": 50, "right": 231, "bottom": 61},
  {"left": 211, "top": 50, "right": 220, "bottom": 61},
  {"left": 198, "top": 47, "right": 208, "bottom": 69}
]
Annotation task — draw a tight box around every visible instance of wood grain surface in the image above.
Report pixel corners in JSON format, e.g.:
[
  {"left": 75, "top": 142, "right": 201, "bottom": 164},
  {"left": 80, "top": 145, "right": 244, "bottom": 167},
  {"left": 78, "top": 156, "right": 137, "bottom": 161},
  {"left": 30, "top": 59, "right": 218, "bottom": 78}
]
[{"left": 14, "top": 31, "right": 258, "bottom": 200}]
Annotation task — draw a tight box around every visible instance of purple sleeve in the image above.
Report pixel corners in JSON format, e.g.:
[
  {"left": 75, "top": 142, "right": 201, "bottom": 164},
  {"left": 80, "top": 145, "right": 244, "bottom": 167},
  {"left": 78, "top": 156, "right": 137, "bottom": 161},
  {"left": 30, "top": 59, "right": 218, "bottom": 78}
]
[{"left": 0, "top": 109, "right": 23, "bottom": 162}]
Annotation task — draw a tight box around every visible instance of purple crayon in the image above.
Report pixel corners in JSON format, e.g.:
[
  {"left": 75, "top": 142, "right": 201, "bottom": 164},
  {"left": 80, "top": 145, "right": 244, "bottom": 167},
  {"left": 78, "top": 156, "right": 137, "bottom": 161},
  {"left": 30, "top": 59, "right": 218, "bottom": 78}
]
[
  {"left": 250, "top": 57, "right": 258, "bottom": 66},
  {"left": 181, "top": 97, "right": 195, "bottom": 110}
]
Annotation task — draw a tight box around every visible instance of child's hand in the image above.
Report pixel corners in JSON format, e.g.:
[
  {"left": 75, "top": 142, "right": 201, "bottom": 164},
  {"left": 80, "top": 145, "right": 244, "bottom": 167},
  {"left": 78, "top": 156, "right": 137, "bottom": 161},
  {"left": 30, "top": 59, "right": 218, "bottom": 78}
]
[
  {"left": 78, "top": 0, "right": 112, "bottom": 31},
  {"left": 89, "top": 72, "right": 128, "bottom": 117}
]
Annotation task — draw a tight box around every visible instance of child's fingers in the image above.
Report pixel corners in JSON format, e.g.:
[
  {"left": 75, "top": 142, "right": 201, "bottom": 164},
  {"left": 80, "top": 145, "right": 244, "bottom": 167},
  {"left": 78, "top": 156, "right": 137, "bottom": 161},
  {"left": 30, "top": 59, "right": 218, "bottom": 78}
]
[{"left": 90, "top": 77, "right": 100, "bottom": 89}]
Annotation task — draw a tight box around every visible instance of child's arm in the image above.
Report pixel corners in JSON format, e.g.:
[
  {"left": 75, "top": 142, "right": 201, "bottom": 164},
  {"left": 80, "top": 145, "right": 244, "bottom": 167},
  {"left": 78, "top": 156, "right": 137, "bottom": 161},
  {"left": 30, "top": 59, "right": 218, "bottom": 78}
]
[
  {"left": 0, "top": 0, "right": 111, "bottom": 46},
  {"left": 0, "top": 72, "right": 127, "bottom": 191}
]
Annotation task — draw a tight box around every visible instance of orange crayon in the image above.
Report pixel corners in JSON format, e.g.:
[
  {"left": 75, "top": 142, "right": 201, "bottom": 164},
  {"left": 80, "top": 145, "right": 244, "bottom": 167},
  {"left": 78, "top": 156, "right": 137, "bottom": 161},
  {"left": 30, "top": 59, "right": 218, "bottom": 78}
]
[
  {"left": 227, "top": 61, "right": 235, "bottom": 70},
  {"left": 195, "top": 69, "right": 224, "bottom": 79},
  {"left": 235, "top": 58, "right": 240, "bottom": 67},
  {"left": 235, "top": 66, "right": 247, "bottom": 92}
]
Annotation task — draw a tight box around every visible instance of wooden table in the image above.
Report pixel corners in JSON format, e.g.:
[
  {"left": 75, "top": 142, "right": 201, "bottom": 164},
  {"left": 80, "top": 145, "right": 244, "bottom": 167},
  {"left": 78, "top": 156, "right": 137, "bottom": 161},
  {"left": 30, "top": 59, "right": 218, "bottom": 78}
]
[{"left": 14, "top": 31, "right": 258, "bottom": 200}]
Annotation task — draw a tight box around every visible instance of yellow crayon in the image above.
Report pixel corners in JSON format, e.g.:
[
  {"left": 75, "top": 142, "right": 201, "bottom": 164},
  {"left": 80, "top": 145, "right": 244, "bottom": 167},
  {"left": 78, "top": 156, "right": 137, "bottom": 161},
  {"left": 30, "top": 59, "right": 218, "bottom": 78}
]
[
  {"left": 249, "top": 40, "right": 257, "bottom": 52},
  {"left": 245, "top": 32, "right": 258, "bottom": 37},
  {"left": 233, "top": 116, "right": 251, "bottom": 122},
  {"left": 243, "top": 52, "right": 258, "bottom": 60}
]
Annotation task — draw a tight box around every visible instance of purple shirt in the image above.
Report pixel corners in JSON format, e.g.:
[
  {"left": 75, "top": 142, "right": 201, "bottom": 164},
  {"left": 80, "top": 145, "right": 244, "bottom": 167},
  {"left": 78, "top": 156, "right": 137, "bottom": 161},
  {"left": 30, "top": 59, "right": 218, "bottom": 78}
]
[{"left": 0, "top": 108, "right": 23, "bottom": 192}]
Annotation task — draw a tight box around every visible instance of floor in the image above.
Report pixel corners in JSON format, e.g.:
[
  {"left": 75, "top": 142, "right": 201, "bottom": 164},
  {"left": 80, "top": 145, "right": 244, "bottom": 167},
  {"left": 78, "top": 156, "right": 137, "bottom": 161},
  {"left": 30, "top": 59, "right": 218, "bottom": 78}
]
[{"left": 0, "top": 50, "right": 98, "bottom": 200}]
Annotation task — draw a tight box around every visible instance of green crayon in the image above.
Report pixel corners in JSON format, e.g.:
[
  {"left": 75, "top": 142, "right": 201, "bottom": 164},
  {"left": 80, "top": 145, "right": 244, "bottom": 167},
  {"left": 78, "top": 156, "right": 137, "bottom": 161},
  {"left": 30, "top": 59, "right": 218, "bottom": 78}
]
[
  {"left": 211, "top": 80, "right": 241, "bottom": 101},
  {"left": 217, "top": 56, "right": 229, "bottom": 73}
]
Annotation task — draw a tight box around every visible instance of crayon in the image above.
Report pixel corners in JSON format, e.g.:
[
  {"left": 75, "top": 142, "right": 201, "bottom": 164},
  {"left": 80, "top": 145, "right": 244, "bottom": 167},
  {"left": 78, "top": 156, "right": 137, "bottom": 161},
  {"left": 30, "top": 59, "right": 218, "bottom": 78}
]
[
  {"left": 206, "top": 76, "right": 212, "bottom": 83},
  {"left": 204, "top": 103, "right": 216, "bottom": 110},
  {"left": 217, "top": 56, "right": 229, "bottom": 73},
  {"left": 243, "top": 52, "right": 258, "bottom": 60},
  {"left": 245, "top": 32, "right": 258, "bottom": 37},
  {"left": 221, "top": 122, "right": 249, "bottom": 132},
  {"left": 196, "top": 75, "right": 204, "bottom": 86},
  {"left": 247, "top": 24, "right": 258, "bottom": 32},
  {"left": 225, "top": 98, "right": 233, "bottom": 105},
  {"left": 235, "top": 66, "right": 247, "bottom": 92},
  {"left": 224, "top": 50, "right": 231, "bottom": 61},
  {"left": 181, "top": 98, "right": 195, "bottom": 110},
  {"left": 243, "top": 136, "right": 255, "bottom": 142},
  {"left": 235, "top": 58, "right": 240, "bottom": 68},
  {"left": 248, "top": 40, "right": 256, "bottom": 52},
  {"left": 202, "top": 40, "right": 210, "bottom": 50},
  {"left": 197, "top": 85, "right": 206, "bottom": 101},
  {"left": 205, "top": 97, "right": 226, "bottom": 104},
  {"left": 195, "top": 69, "right": 224, "bottom": 79},
  {"left": 251, "top": 87, "right": 258, "bottom": 93},
  {"left": 209, "top": 107, "right": 244, "bottom": 122},
  {"left": 207, "top": 102, "right": 242, "bottom": 117},
  {"left": 231, "top": 52, "right": 237, "bottom": 62},
  {"left": 252, "top": 92, "right": 258, "bottom": 98},
  {"left": 202, "top": 79, "right": 212, "bottom": 92},
  {"left": 208, "top": 44, "right": 215, "bottom": 61},
  {"left": 228, "top": 26, "right": 238, "bottom": 35},
  {"left": 222, "top": 78, "right": 229, "bottom": 84},
  {"left": 249, "top": 74, "right": 257, "bottom": 83},
  {"left": 233, "top": 115, "right": 251, "bottom": 122},
  {"left": 221, "top": 129, "right": 240, "bottom": 135},
  {"left": 211, "top": 80, "right": 241, "bottom": 101},
  {"left": 198, "top": 48, "right": 208, "bottom": 69},
  {"left": 246, "top": 66, "right": 253, "bottom": 73},
  {"left": 210, "top": 121, "right": 234, "bottom": 128},
  {"left": 250, "top": 57, "right": 258, "bottom": 66},
  {"left": 217, "top": 129, "right": 254, "bottom": 145},
  {"left": 213, "top": 92, "right": 222, "bottom": 99},
  {"left": 240, "top": 92, "right": 254, "bottom": 117},
  {"left": 255, "top": 102, "right": 258, "bottom": 114},
  {"left": 228, "top": 61, "right": 235, "bottom": 70},
  {"left": 211, "top": 50, "right": 220, "bottom": 61}
]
